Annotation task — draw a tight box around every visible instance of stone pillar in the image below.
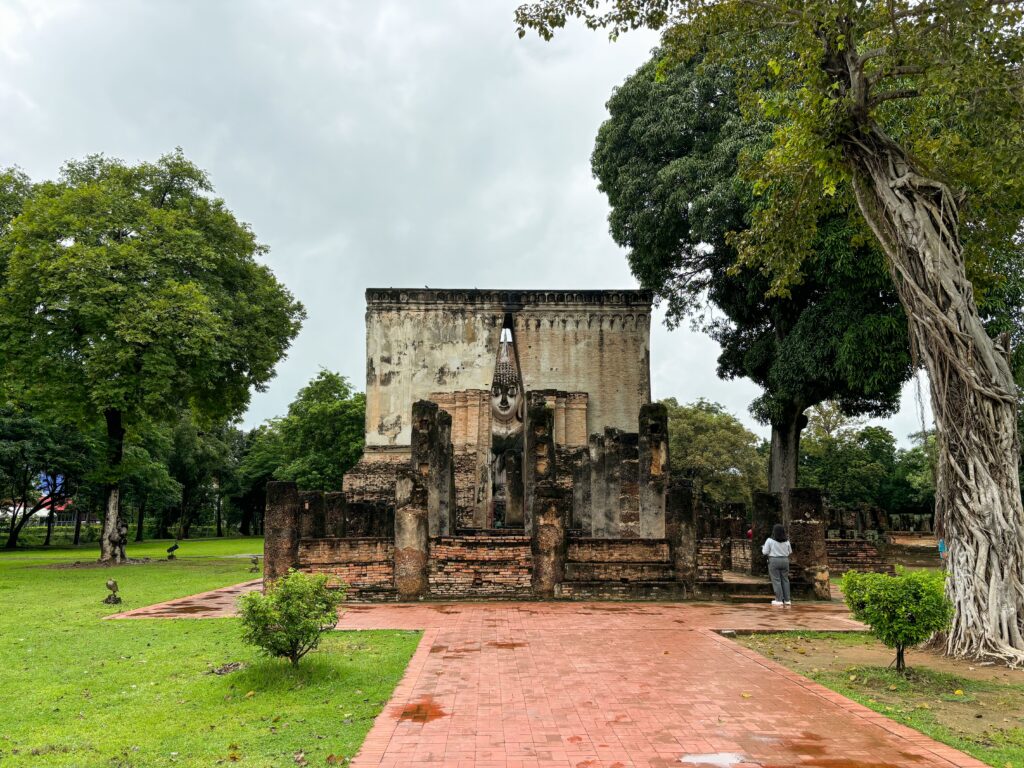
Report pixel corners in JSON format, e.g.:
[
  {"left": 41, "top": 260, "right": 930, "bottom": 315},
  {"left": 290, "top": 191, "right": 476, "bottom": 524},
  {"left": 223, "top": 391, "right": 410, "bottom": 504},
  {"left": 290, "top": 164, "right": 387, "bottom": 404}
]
[
  {"left": 565, "top": 392, "right": 588, "bottom": 448},
  {"left": 588, "top": 433, "right": 608, "bottom": 537},
  {"left": 324, "top": 492, "right": 346, "bottom": 537},
  {"left": 435, "top": 409, "right": 455, "bottom": 536},
  {"left": 554, "top": 393, "right": 567, "bottom": 447},
  {"left": 665, "top": 478, "right": 697, "bottom": 585},
  {"left": 617, "top": 433, "right": 641, "bottom": 537},
  {"left": 524, "top": 393, "right": 555, "bottom": 534},
  {"left": 504, "top": 449, "right": 524, "bottom": 527},
  {"left": 720, "top": 502, "right": 745, "bottom": 571},
  {"left": 788, "top": 488, "right": 830, "bottom": 600},
  {"left": 570, "top": 447, "right": 591, "bottom": 532},
  {"left": 638, "top": 403, "right": 669, "bottom": 539},
  {"left": 394, "top": 467, "right": 429, "bottom": 600},
  {"left": 411, "top": 400, "right": 455, "bottom": 537},
  {"left": 264, "top": 481, "right": 300, "bottom": 581},
  {"left": 531, "top": 484, "right": 569, "bottom": 597},
  {"left": 751, "top": 492, "right": 781, "bottom": 577},
  {"left": 298, "top": 490, "right": 326, "bottom": 539}
]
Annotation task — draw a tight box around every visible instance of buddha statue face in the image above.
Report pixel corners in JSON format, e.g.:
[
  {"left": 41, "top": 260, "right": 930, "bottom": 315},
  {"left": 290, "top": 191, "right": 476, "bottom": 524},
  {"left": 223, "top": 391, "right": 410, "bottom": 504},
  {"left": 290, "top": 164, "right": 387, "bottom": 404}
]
[{"left": 491, "top": 380, "right": 521, "bottom": 424}]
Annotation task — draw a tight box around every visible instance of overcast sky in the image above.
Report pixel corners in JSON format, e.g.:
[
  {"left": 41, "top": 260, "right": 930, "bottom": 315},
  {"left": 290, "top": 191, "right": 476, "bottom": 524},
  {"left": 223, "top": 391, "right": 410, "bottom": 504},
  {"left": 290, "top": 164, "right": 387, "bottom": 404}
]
[{"left": 0, "top": 0, "right": 931, "bottom": 445}]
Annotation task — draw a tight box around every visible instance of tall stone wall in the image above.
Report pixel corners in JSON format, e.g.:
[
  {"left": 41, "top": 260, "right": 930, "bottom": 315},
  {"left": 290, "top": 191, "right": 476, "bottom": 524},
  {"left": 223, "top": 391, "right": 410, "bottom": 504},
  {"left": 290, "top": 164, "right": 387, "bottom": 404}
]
[{"left": 363, "top": 289, "right": 651, "bottom": 447}]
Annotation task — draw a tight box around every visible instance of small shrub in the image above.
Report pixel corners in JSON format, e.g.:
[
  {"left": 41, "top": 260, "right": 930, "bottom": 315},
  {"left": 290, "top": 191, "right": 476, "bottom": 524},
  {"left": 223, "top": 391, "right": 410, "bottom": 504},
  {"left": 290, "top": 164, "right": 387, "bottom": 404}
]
[
  {"left": 842, "top": 568, "right": 952, "bottom": 673},
  {"left": 239, "top": 569, "right": 345, "bottom": 667}
]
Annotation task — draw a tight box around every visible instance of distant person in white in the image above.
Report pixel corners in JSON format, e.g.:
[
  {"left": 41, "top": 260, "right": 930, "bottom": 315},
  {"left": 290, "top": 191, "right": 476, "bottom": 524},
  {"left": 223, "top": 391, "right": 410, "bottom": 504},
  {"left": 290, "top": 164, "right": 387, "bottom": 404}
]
[{"left": 762, "top": 523, "right": 793, "bottom": 606}]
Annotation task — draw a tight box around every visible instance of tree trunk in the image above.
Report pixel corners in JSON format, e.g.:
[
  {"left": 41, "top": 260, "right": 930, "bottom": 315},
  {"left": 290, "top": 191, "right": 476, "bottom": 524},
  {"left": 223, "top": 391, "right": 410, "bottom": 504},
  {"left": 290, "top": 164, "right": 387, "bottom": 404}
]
[
  {"left": 134, "top": 497, "right": 147, "bottom": 543},
  {"left": 73, "top": 509, "right": 83, "bottom": 546},
  {"left": 43, "top": 508, "right": 54, "bottom": 546},
  {"left": 4, "top": 510, "right": 20, "bottom": 550},
  {"left": 844, "top": 125, "right": 1024, "bottom": 665},
  {"left": 99, "top": 408, "right": 127, "bottom": 564},
  {"left": 769, "top": 405, "right": 807, "bottom": 524},
  {"left": 215, "top": 489, "right": 223, "bottom": 538}
]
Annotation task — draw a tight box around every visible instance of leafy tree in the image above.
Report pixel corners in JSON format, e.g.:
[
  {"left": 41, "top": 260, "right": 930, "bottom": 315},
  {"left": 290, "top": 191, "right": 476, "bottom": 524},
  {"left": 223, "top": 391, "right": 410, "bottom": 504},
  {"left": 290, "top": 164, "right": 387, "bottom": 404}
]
[
  {"left": 161, "top": 413, "right": 234, "bottom": 539},
  {"left": 662, "top": 398, "right": 765, "bottom": 505},
  {"left": 236, "top": 370, "right": 365, "bottom": 505},
  {"left": 0, "top": 404, "right": 96, "bottom": 548},
  {"left": 887, "top": 432, "right": 937, "bottom": 520},
  {"left": 274, "top": 370, "right": 365, "bottom": 492},
  {"left": 120, "top": 423, "right": 181, "bottom": 542},
  {"left": 843, "top": 569, "right": 953, "bottom": 673},
  {"left": 0, "top": 151, "right": 304, "bottom": 562},
  {"left": 233, "top": 423, "right": 286, "bottom": 536},
  {"left": 239, "top": 569, "right": 344, "bottom": 667},
  {"left": 592, "top": 53, "right": 911, "bottom": 497},
  {"left": 517, "top": 0, "right": 1024, "bottom": 663},
  {"left": 800, "top": 407, "right": 898, "bottom": 508}
]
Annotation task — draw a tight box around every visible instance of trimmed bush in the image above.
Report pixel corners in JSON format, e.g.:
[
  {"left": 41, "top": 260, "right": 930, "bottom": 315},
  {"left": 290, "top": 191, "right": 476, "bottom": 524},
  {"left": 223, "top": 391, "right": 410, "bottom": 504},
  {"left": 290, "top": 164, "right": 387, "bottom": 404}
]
[
  {"left": 239, "top": 569, "right": 344, "bottom": 666},
  {"left": 842, "top": 567, "right": 952, "bottom": 673}
]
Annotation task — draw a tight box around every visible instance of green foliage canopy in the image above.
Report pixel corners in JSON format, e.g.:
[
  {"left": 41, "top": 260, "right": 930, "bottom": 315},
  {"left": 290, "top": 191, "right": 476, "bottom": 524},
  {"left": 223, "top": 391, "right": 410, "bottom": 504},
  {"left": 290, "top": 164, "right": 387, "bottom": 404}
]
[
  {"left": 662, "top": 397, "right": 765, "bottom": 504},
  {"left": 592, "top": 51, "right": 911, "bottom": 482},
  {"left": 240, "top": 370, "right": 365, "bottom": 494},
  {"left": 0, "top": 151, "right": 305, "bottom": 429}
]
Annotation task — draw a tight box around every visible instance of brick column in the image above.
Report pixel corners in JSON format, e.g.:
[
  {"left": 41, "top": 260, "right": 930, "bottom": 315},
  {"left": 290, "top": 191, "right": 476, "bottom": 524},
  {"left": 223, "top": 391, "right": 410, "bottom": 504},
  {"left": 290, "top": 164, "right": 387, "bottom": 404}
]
[
  {"left": 788, "top": 488, "right": 831, "bottom": 600},
  {"left": 298, "top": 490, "right": 326, "bottom": 539},
  {"left": 264, "top": 481, "right": 300, "bottom": 581},
  {"left": 666, "top": 478, "right": 697, "bottom": 585},
  {"left": 751, "top": 492, "right": 781, "bottom": 577},
  {"left": 393, "top": 467, "right": 429, "bottom": 600},
  {"left": 638, "top": 403, "right": 669, "bottom": 539},
  {"left": 617, "top": 433, "right": 640, "bottom": 538},
  {"left": 411, "top": 400, "right": 456, "bottom": 537},
  {"left": 524, "top": 393, "right": 555, "bottom": 534},
  {"left": 504, "top": 449, "right": 524, "bottom": 527},
  {"left": 324, "top": 491, "right": 346, "bottom": 537},
  {"left": 531, "top": 484, "right": 569, "bottom": 597}
]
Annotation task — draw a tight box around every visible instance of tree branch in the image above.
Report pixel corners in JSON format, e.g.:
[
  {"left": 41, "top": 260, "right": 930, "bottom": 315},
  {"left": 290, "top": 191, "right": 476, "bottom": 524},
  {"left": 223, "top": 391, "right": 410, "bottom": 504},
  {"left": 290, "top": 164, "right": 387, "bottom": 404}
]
[{"left": 869, "top": 88, "right": 920, "bottom": 107}]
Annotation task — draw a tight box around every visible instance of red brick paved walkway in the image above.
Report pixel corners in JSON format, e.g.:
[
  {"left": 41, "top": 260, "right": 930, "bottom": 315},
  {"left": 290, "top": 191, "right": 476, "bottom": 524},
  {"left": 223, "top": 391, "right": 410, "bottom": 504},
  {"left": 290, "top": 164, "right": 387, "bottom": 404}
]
[
  {"left": 106, "top": 579, "right": 261, "bottom": 619},
  {"left": 339, "top": 602, "right": 986, "bottom": 768},
  {"left": 111, "top": 588, "right": 987, "bottom": 767}
]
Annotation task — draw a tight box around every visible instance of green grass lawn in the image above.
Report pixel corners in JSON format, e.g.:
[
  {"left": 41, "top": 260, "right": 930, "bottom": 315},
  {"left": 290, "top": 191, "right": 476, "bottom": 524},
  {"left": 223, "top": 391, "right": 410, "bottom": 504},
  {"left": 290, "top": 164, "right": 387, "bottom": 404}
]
[{"left": 0, "top": 538, "right": 421, "bottom": 767}]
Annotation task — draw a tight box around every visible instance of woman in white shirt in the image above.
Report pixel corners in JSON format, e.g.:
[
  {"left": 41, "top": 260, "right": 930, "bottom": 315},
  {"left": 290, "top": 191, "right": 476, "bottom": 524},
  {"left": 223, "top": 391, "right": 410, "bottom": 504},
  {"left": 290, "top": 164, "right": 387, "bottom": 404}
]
[{"left": 762, "top": 523, "right": 793, "bottom": 606}]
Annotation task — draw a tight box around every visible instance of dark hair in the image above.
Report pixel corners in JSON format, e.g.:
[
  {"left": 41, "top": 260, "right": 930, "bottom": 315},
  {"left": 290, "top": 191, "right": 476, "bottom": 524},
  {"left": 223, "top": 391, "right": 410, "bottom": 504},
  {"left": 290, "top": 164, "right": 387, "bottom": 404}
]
[{"left": 771, "top": 524, "right": 788, "bottom": 542}]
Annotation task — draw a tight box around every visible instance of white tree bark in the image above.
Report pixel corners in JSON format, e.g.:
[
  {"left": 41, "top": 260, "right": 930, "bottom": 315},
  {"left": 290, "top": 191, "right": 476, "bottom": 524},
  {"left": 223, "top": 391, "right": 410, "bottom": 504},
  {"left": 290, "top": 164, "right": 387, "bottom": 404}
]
[{"left": 845, "top": 126, "right": 1024, "bottom": 664}]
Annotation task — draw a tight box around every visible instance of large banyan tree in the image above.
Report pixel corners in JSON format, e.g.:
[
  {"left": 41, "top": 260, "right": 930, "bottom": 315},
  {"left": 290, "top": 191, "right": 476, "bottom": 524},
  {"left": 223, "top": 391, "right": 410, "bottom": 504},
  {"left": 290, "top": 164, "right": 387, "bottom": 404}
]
[{"left": 516, "top": 0, "right": 1024, "bottom": 663}]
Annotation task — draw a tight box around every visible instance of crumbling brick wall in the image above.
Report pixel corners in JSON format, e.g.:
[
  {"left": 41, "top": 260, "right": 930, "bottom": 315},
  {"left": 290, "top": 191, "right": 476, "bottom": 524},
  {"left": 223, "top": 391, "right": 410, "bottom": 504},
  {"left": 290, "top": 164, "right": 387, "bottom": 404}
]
[
  {"left": 299, "top": 538, "right": 395, "bottom": 600},
  {"left": 427, "top": 535, "right": 532, "bottom": 598},
  {"left": 826, "top": 539, "right": 895, "bottom": 576}
]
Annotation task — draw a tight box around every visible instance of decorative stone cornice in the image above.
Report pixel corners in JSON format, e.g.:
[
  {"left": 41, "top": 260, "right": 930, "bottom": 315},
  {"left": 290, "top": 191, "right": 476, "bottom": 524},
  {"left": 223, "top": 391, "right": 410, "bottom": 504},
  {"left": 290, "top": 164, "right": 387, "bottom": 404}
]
[{"left": 365, "top": 288, "right": 653, "bottom": 312}]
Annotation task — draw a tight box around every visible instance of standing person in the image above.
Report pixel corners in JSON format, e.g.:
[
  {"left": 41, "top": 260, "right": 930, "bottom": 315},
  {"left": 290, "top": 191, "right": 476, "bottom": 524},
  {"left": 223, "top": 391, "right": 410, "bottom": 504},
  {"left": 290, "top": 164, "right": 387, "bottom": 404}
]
[{"left": 762, "top": 523, "right": 793, "bottom": 606}]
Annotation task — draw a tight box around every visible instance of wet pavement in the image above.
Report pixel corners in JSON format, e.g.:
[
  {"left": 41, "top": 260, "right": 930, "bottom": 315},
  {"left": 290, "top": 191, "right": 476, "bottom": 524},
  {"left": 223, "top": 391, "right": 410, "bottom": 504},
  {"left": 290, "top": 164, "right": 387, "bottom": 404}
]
[
  {"left": 105, "top": 579, "right": 261, "bottom": 619},
  {"left": 110, "top": 587, "right": 986, "bottom": 767}
]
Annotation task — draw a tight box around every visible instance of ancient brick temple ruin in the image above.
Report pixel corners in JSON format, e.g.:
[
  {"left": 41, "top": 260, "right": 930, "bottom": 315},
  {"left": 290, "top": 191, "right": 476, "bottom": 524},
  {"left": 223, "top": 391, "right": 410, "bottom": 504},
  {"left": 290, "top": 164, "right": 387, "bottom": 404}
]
[{"left": 264, "top": 288, "right": 883, "bottom": 601}]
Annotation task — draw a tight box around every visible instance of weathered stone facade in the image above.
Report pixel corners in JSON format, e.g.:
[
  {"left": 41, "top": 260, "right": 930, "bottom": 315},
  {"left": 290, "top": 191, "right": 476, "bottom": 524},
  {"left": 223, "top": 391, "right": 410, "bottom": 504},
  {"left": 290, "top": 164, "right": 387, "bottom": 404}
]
[{"left": 264, "top": 287, "right": 888, "bottom": 602}]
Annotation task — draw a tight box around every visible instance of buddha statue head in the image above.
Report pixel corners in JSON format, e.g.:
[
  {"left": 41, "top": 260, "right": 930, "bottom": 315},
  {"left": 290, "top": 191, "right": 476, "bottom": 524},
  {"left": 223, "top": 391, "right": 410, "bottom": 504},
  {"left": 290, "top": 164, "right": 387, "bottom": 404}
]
[{"left": 490, "top": 329, "right": 523, "bottom": 433}]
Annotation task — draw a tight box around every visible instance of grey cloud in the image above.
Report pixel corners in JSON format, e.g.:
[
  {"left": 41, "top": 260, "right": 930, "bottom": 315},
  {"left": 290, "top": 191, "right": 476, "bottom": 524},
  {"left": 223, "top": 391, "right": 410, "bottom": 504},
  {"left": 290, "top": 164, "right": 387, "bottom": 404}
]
[{"left": 0, "top": 0, "right": 930, "bottom": 445}]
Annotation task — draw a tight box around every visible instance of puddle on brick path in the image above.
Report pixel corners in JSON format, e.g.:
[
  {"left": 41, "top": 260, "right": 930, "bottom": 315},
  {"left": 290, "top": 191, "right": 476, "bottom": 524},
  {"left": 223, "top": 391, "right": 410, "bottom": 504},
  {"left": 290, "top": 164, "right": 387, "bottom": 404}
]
[
  {"left": 743, "top": 732, "right": 923, "bottom": 768},
  {"left": 487, "top": 640, "right": 528, "bottom": 649},
  {"left": 679, "top": 753, "right": 748, "bottom": 767},
  {"left": 152, "top": 603, "right": 212, "bottom": 614},
  {"left": 392, "top": 695, "right": 447, "bottom": 723}
]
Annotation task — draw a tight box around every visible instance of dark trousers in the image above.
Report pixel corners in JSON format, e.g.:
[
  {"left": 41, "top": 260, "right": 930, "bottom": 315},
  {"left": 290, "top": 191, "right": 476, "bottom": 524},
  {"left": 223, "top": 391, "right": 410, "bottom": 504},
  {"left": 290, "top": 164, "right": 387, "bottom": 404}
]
[{"left": 768, "top": 556, "right": 791, "bottom": 602}]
